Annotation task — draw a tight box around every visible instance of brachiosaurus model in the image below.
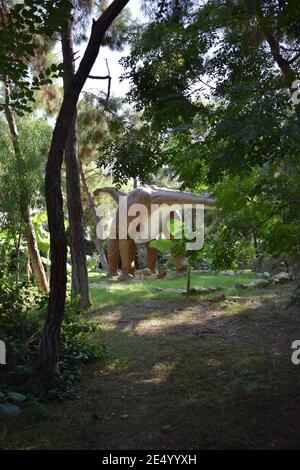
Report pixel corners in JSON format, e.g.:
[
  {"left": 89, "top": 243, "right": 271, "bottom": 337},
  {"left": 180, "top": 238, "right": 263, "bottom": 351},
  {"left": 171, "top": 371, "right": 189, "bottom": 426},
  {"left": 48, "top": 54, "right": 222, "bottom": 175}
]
[{"left": 94, "top": 185, "right": 215, "bottom": 280}]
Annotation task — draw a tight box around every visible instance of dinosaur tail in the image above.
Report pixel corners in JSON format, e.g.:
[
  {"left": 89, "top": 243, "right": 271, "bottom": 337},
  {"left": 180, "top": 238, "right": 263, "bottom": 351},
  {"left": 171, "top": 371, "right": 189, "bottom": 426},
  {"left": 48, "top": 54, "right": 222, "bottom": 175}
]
[
  {"left": 150, "top": 189, "right": 215, "bottom": 208},
  {"left": 93, "top": 187, "right": 127, "bottom": 204}
]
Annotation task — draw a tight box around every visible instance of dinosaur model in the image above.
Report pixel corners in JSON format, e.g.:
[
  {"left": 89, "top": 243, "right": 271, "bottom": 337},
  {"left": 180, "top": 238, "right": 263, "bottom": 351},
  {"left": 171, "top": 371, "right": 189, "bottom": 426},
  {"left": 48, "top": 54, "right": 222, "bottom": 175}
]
[{"left": 94, "top": 185, "right": 215, "bottom": 280}]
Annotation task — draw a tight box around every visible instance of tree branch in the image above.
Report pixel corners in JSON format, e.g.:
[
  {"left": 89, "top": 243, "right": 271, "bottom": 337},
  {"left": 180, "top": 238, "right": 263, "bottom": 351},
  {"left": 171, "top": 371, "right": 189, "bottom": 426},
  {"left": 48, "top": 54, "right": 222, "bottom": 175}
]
[{"left": 88, "top": 74, "right": 110, "bottom": 79}]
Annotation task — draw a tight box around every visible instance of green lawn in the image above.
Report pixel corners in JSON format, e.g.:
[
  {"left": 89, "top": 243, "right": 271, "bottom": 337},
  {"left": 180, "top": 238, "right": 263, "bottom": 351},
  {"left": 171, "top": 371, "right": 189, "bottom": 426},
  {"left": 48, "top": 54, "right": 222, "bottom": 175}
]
[{"left": 88, "top": 270, "right": 261, "bottom": 310}]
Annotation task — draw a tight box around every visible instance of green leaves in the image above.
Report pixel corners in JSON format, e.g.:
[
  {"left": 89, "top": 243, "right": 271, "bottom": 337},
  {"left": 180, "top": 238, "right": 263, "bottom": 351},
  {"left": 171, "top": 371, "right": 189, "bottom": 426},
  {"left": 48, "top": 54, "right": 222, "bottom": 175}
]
[
  {"left": 149, "top": 239, "right": 175, "bottom": 252},
  {"left": 0, "top": 1, "right": 70, "bottom": 114},
  {"left": 97, "top": 124, "right": 165, "bottom": 186},
  {"left": 0, "top": 391, "right": 26, "bottom": 442}
]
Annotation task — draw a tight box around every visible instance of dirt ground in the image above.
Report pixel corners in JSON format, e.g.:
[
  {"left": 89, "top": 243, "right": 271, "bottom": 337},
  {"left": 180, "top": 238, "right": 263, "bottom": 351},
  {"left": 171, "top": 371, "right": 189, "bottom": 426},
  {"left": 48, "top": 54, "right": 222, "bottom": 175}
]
[{"left": 10, "top": 286, "right": 300, "bottom": 449}]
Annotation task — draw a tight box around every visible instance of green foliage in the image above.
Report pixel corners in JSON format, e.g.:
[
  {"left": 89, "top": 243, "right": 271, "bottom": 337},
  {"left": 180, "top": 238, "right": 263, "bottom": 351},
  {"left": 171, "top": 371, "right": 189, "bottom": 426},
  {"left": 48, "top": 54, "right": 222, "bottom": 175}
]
[
  {"left": 0, "top": 391, "right": 26, "bottom": 441},
  {"left": 150, "top": 219, "right": 204, "bottom": 295},
  {"left": 33, "top": 213, "right": 50, "bottom": 258},
  {"left": 0, "top": 0, "right": 70, "bottom": 114},
  {"left": 0, "top": 281, "right": 105, "bottom": 402},
  {"left": 204, "top": 225, "right": 255, "bottom": 272},
  {"left": 0, "top": 117, "right": 52, "bottom": 233},
  {"left": 98, "top": 123, "right": 164, "bottom": 186},
  {"left": 119, "top": 0, "right": 300, "bottom": 270},
  {"left": 148, "top": 238, "right": 174, "bottom": 252}
]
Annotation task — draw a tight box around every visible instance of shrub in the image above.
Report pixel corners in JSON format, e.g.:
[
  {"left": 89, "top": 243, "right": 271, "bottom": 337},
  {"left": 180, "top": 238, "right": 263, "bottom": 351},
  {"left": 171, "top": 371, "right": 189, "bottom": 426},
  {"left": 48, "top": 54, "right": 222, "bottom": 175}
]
[{"left": 0, "top": 280, "right": 105, "bottom": 400}]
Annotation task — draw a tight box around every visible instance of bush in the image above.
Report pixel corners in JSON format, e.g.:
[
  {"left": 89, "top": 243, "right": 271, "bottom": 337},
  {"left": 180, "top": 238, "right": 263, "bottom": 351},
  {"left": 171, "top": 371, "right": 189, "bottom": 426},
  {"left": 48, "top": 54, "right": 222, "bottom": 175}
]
[{"left": 0, "top": 280, "right": 105, "bottom": 400}]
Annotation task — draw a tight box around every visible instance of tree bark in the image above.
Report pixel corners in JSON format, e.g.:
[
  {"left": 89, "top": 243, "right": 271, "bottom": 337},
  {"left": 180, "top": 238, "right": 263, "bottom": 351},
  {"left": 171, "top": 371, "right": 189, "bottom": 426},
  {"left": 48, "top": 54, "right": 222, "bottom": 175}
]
[
  {"left": 79, "top": 160, "right": 108, "bottom": 269},
  {"left": 22, "top": 206, "right": 49, "bottom": 292},
  {"left": 61, "top": 17, "right": 90, "bottom": 309},
  {"left": 14, "top": 232, "right": 21, "bottom": 284},
  {"left": 41, "top": 0, "right": 129, "bottom": 375},
  {"left": 4, "top": 79, "right": 49, "bottom": 293},
  {"left": 255, "top": 3, "right": 300, "bottom": 129}
]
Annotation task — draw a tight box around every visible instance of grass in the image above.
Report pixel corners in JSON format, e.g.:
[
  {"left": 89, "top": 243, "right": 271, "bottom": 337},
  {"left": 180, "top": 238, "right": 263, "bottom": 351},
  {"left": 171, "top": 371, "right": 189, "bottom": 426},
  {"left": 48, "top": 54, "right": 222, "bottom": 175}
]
[
  {"left": 88, "top": 270, "right": 260, "bottom": 309},
  {"left": 5, "top": 272, "right": 300, "bottom": 450}
]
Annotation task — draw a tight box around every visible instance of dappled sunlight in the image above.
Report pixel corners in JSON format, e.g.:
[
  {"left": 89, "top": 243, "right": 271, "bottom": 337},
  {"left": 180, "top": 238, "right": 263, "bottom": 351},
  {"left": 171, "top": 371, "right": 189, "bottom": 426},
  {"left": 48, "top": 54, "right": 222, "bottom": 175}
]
[
  {"left": 88, "top": 272, "right": 263, "bottom": 314},
  {"left": 131, "top": 308, "right": 207, "bottom": 335},
  {"left": 8, "top": 282, "right": 300, "bottom": 450},
  {"left": 140, "top": 361, "right": 175, "bottom": 385}
]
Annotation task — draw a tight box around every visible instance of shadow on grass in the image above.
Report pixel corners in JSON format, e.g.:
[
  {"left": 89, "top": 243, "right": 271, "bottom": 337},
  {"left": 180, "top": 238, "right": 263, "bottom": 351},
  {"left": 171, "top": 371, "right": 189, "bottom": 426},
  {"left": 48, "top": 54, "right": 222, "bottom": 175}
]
[
  {"left": 8, "top": 284, "right": 300, "bottom": 450},
  {"left": 87, "top": 291, "right": 300, "bottom": 450}
]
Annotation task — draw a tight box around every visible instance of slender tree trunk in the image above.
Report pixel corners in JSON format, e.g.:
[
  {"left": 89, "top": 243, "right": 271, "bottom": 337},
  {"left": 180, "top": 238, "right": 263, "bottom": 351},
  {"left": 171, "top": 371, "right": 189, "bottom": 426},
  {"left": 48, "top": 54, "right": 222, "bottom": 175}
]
[
  {"left": 1, "top": 242, "right": 9, "bottom": 279},
  {"left": 4, "top": 79, "right": 49, "bottom": 293},
  {"left": 186, "top": 261, "right": 191, "bottom": 297},
  {"left": 25, "top": 258, "right": 31, "bottom": 279},
  {"left": 252, "top": 231, "right": 258, "bottom": 256},
  {"left": 22, "top": 206, "right": 49, "bottom": 292},
  {"left": 61, "top": 19, "right": 90, "bottom": 309},
  {"left": 14, "top": 232, "right": 21, "bottom": 284},
  {"left": 79, "top": 160, "right": 108, "bottom": 269},
  {"left": 41, "top": 0, "right": 129, "bottom": 375}
]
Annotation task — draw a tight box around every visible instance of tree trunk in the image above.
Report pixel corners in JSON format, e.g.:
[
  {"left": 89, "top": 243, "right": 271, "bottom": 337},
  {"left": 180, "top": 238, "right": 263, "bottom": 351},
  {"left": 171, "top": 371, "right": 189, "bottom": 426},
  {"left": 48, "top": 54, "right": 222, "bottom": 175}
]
[
  {"left": 14, "top": 232, "right": 21, "bottom": 284},
  {"left": 4, "top": 79, "right": 49, "bottom": 293},
  {"left": 255, "top": 4, "right": 300, "bottom": 130},
  {"left": 22, "top": 207, "right": 49, "bottom": 292},
  {"left": 79, "top": 160, "right": 108, "bottom": 269},
  {"left": 41, "top": 0, "right": 129, "bottom": 375},
  {"left": 186, "top": 261, "right": 191, "bottom": 297},
  {"left": 25, "top": 258, "right": 31, "bottom": 279},
  {"left": 61, "top": 18, "right": 90, "bottom": 309},
  {"left": 252, "top": 231, "right": 259, "bottom": 257}
]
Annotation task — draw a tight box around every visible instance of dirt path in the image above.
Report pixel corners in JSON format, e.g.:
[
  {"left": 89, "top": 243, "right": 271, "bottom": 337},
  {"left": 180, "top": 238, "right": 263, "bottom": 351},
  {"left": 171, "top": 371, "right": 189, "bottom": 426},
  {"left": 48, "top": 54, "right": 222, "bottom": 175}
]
[
  {"left": 73, "top": 290, "right": 300, "bottom": 450},
  {"left": 14, "top": 288, "right": 300, "bottom": 449}
]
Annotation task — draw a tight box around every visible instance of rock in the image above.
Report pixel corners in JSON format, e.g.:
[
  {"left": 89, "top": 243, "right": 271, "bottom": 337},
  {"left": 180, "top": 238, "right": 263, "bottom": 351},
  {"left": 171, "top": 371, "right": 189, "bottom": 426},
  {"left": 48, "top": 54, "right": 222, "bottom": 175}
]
[
  {"left": 261, "top": 272, "right": 271, "bottom": 279},
  {"left": 137, "top": 268, "right": 152, "bottom": 276},
  {"left": 189, "top": 286, "right": 225, "bottom": 295},
  {"left": 235, "top": 283, "right": 248, "bottom": 289},
  {"left": 189, "top": 287, "right": 213, "bottom": 295},
  {"left": 118, "top": 273, "right": 134, "bottom": 282},
  {"left": 273, "top": 272, "right": 294, "bottom": 284},
  {"left": 162, "top": 425, "right": 171, "bottom": 432},
  {"left": 151, "top": 287, "right": 164, "bottom": 292},
  {"left": 165, "top": 288, "right": 186, "bottom": 293},
  {"left": 248, "top": 279, "right": 270, "bottom": 288},
  {"left": 208, "top": 294, "right": 227, "bottom": 302}
]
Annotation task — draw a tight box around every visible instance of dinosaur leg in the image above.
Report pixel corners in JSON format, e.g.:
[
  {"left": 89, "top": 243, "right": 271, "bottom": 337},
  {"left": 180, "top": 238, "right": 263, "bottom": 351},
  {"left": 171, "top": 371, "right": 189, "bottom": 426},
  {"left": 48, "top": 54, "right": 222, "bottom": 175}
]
[
  {"left": 107, "top": 238, "right": 119, "bottom": 277},
  {"left": 172, "top": 253, "right": 187, "bottom": 275},
  {"left": 147, "top": 243, "right": 159, "bottom": 272},
  {"left": 118, "top": 238, "right": 136, "bottom": 280}
]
